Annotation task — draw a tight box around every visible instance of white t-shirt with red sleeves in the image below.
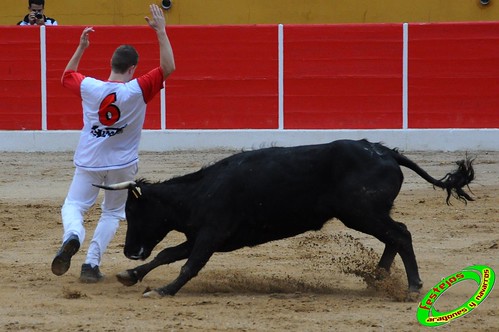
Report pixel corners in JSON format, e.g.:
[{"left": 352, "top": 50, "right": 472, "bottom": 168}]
[{"left": 62, "top": 67, "right": 164, "bottom": 171}]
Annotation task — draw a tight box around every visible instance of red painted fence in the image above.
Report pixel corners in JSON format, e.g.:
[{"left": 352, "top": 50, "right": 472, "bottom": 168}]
[
  {"left": 0, "top": 27, "right": 41, "bottom": 130},
  {"left": 408, "top": 23, "right": 499, "bottom": 128},
  {"left": 0, "top": 23, "right": 498, "bottom": 131},
  {"left": 284, "top": 24, "right": 403, "bottom": 129}
]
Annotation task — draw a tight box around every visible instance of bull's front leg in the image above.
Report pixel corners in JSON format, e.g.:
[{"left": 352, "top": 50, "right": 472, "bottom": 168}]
[
  {"left": 144, "top": 232, "right": 218, "bottom": 298},
  {"left": 117, "top": 241, "right": 193, "bottom": 287}
]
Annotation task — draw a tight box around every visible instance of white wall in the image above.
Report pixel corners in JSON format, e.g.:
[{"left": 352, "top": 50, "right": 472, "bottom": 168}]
[{"left": 1, "top": 129, "right": 498, "bottom": 152}]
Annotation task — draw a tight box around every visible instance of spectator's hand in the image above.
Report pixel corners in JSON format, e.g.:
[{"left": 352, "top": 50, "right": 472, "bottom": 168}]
[
  {"left": 145, "top": 4, "right": 166, "bottom": 33},
  {"left": 28, "top": 11, "right": 37, "bottom": 24},
  {"left": 79, "top": 27, "right": 95, "bottom": 49}
]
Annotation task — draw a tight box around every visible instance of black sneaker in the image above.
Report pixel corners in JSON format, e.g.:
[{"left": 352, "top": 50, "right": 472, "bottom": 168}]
[
  {"left": 51, "top": 234, "right": 80, "bottom": 276},
  {"left": 79, "top": 263, "right": 104, "bottom": 283}
]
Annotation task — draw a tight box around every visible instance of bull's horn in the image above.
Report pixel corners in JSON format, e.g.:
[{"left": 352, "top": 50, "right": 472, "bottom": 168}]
[{"left": 92, "top": 181, "right": 137, "bottom": 190}]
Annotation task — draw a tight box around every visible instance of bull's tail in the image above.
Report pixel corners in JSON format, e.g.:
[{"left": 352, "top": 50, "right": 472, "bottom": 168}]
[{"left": 390, "top": 149, "right": 475, "bottom": 204}]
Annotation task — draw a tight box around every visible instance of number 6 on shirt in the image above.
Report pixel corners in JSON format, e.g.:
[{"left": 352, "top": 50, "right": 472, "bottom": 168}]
[{"left": 99, "top": 93, "right": 121, "bottom": 126}]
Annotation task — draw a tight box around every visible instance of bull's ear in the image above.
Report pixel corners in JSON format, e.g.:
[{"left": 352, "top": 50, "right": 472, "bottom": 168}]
[{"left": 131, "top": 186, "right": 142, "bottom": 199}]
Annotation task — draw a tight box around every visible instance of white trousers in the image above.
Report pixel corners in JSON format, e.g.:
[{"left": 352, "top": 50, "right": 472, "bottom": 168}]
[{"left": 61, "top": 163, "right": 138, "bottom": 267}]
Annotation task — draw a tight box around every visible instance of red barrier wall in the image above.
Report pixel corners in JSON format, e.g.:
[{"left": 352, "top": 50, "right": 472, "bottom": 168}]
[
  {"left": 167, "top": 25, "right": 278, "bottom": 129},
  {"left": 409, "top": 22, "right": 499, "bottom": 129},
  {"left": 0, "top": 27, "right": 41, "bottom": 130},
  {"left": 0, "top": 23, "right": 498, "bottom": 131},
  {"left": 284, "top": 24, "right": 403, "bottom": 129}
]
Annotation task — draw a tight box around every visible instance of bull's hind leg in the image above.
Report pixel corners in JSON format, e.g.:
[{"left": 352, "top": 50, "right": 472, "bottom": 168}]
[
  {"left": 343, "top": 215, "right": 423, "bottom": 293},
  {"left": 375, "top": 218, "right": 423, "bottom": 292},
  {"left": 378, "top": 245, "right": 397, "bottom": 272},
  {"left": 377, "top": 221, "right": 411, "bottom": 272}
]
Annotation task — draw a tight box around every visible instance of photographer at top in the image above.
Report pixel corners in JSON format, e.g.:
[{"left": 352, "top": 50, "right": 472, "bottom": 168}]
[{"left": 18, "top": 0, "right": 57, "bottom": 26}]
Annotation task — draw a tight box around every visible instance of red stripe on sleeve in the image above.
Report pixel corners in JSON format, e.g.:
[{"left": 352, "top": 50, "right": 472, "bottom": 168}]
[
  {"left": 137, "top": 67, "right": 164, "bottom": 103},
  {"left": 61, "top": 70, "right": 85, "bottom": 99}
]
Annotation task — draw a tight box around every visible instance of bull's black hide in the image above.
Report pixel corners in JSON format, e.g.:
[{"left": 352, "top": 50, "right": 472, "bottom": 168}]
[{"left": 94, "top": 139, "right": 474, "bottom": 298}]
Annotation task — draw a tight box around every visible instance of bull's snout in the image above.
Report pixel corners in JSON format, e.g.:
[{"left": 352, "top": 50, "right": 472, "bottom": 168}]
[{"left": 125, "top": 247, "right": 147, "bottom": 261}]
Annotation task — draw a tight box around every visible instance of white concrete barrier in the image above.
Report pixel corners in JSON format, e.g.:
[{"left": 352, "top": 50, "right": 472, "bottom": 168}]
[{"left": 1, "top": 129, "right": 497, "bottom": 152}]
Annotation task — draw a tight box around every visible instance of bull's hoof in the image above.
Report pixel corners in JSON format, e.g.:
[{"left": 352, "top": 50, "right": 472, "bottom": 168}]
[
  {"left": 405, "top": 290, "right": 421, "bottom": 302},
  {"left": 405, "top": 280, "right": 423, "bottom": 302},
  {"left": 116, "top": 270, "right": 138, "bottom": 286},
  {"left": 374, "top": 267, "right": 390, "bottom": 279},
  {"left": 143, "top": 289, "right": 163, "bottom": 299}
]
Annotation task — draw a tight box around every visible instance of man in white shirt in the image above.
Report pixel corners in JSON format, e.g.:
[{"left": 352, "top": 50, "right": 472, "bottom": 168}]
[
  {"left": 51, "top": 4, "right": 175, "bottom": 283},
  {"left": 17, "top": 0, "right": 57, "bottom": 26}
]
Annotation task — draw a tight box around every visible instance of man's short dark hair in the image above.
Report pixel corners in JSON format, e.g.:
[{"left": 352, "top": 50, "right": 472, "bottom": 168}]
[
  {"left": 111, "top": 45, "right": 139, "bottom": 74},
  {"left": 29, "top": 0, "right": 45, "bottom": 7}
]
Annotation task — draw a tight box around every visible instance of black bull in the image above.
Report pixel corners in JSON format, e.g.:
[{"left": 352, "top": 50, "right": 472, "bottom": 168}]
[{"left": 95, "top": 139, "right": 474, "bottom": 298}]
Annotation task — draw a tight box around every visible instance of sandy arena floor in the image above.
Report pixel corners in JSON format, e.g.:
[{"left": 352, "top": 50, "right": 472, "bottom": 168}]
[{"left": 0, "top": 147, "right": 497, "bottom": 331}]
